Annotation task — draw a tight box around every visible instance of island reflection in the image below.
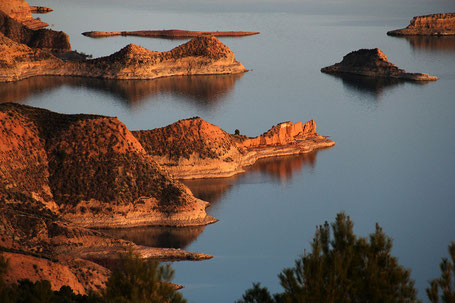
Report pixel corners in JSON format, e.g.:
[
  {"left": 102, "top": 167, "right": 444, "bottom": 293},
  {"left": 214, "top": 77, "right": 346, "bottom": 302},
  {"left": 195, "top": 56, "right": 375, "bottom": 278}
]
[
  {"left": 101, "top": 152, "right": 322, "bottom": 250},
  {"left": 0, "top": 73, "right": 243, "bottom": 106},
  {"left": 326, "top": 74, "right": 429, "bottom": 99},
  {"left": 397, "top": 36, "right": 455, "bottom": 52}
]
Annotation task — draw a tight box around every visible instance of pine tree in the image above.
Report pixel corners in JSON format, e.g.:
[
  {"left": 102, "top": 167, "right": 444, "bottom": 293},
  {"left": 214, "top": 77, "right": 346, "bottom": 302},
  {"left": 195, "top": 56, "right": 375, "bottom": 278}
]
[{"left": 427, "top": 242, "right": 455, "bottom": 303}]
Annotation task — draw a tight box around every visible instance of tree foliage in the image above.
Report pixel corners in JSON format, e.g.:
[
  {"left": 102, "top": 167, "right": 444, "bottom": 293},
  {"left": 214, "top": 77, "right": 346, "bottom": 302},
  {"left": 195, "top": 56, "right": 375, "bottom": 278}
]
[
  {"left": 238, "top": 212, "right": 419, "bottom": 303},
  {"left": 427, "top": 242, "right": 455, "bottom": 303}
]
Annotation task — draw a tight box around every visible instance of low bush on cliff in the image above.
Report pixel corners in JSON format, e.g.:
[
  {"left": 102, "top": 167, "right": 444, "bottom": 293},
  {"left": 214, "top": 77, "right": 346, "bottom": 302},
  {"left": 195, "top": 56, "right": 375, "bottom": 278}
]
[{"left": 237, "top": 212, "right": 419, "bottom": 303}]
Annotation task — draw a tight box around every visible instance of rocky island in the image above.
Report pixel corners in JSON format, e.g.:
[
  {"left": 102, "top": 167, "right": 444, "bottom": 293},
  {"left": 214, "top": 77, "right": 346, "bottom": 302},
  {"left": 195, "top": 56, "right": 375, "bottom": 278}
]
[
  {"left": 0, "top": 33, "right": 247, "bottom": 82},
  {"left": 133, "top": 117, "right": 334, "bottom": 179},
  {"left": 321, "top": 48, "right": 438, "bottom": 81},
  {"left": 82, "top": 29, "right": 259, "bottom": 39},
  {"left": 387, "top": 13, "right": 455, "bottom": 36}
]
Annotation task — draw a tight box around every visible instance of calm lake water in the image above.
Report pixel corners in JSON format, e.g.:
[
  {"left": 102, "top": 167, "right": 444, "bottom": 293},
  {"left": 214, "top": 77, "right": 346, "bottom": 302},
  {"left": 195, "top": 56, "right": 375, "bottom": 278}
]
[{"left": 4, "top": 0, "right": 455, "bottom": 301}]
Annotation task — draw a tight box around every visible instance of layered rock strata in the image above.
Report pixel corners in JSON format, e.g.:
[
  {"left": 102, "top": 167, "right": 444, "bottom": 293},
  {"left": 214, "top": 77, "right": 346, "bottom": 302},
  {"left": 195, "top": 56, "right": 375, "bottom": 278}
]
[
  {"left": 83, "top": 29, "right": 259, "bottom": 38},
  {"left": 0, "top": 11, "right": 70, "bottom": 49},
  {"left": 133, "top": 117, "right": 334, "bottom": 179},
  {"left": 387, "top": 13, "right": 455, "bottom": 36},
  {"left": 0, "top": 34, "right": 247, "bottom": 82},
  {"left": 321, "top": 48, "right": 438, "bottom": 81},
  {"left": 0, "top": 0, "right": 48, "bottom": 29}
]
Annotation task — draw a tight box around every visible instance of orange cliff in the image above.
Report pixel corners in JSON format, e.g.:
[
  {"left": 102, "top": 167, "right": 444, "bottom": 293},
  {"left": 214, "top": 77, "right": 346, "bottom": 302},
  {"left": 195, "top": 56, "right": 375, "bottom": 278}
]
[
  {"left": 0, "top": 0, "right": 49, "bottom": 29},
  {"left": 0, "top": 34, "right": 247, "bottom": 83},
  {"left": 133, "top": 118, "right": 334, "bottom": 179},
  {"left": 388, "top": 13, "right": 455, "bottom": 36},
  {"left": 321, "top": 48, "right": 438, "bottom": 81}
]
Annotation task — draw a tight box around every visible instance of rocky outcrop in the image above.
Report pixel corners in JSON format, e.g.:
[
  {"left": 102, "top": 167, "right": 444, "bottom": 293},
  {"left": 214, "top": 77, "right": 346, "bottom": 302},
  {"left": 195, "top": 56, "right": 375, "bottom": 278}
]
[
  {"left": 387, "top": 13, "right": 455, "bottom": 36},
  {"left": 0, "top": 11, "right": 70, "bottom": 49},
  {"left": 83, "top": 29, "right": 259, "bottom": 38},
  {"left": 0, "top": 0, "right": 48, "bottom": 29},
  {"left": 0, "top": 34, "right": 246, "bottom": 82},
  {"left": 321, "top": 48, "right": 438, "bottom": 81},
  {"left": 133, "top": 118, "right": 334, "bottom": 179},
  {"left": 0, "top": 103, "right": 216, "bottom": 228}
]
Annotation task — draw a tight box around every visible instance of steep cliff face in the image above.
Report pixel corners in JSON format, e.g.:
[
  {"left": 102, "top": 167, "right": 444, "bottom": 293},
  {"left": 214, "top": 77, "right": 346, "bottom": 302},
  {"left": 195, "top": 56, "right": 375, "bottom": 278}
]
[
  {"left": 388, "top": 13, "right": 455, "bottom": 36},
  {"left": 0, "top": 103, "right": 215, "bottom": 228},
  {"left": 321, "top": 48, "right": 438, "bottom": 81},
  {"left": 0, "top": 34, "right": 246, "bottom": 82},
  {"left": 0, "top": 0, "right": 48, "bottom": 29},
  {"left": 0, "top": 11, "right": 70, "bottom": 49},
  {"left": 134, "top": 118, "right": 334, "bottom": 179}
]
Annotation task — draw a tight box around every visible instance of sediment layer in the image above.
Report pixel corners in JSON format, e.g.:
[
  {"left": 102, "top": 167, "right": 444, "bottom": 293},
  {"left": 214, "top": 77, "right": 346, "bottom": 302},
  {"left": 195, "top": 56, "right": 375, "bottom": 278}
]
[
  {"left": 387, "top": 13, "right": 455, "bottom": 36},
  {"left": 82, "top": 29, "right": 259, "bottom": 38},
  {"left": 321, "top": 48, "right": 438, "bottom": 81},
  {"left": 133, "top": 118, "right": 335, "bottom": 179}
]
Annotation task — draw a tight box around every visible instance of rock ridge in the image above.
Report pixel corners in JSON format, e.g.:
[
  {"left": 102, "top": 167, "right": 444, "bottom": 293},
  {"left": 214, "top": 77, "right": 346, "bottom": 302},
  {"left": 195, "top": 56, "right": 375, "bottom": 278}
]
[
  {"left": 387, "top": 13, "right": 455, "bottom": 36},
  {"left": 133, "top": 117, "right": 334, "bottom": 179},
  {"left": 321, "top": 48, "right": 438, "bottom": 81}
]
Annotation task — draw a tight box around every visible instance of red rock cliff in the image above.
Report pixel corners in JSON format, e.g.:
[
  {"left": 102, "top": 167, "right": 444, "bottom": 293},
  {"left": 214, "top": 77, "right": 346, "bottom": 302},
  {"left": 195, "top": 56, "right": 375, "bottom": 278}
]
[
  {"left": 387, "top": 13, "right": 455, "bottom": 36},
  {"left": 0, "top": 0, "right": 48, "bottom": 29}
]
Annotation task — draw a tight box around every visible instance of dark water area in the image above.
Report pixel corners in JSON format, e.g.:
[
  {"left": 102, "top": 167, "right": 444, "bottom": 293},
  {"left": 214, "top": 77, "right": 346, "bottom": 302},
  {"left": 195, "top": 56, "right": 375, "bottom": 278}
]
[{"left": 8, "top": 0, "right": 455, "bottom": 301}]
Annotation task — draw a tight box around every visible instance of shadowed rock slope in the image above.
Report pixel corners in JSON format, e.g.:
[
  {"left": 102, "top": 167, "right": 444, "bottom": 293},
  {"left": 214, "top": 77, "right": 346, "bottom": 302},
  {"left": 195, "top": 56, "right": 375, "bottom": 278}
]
[
  {"left": 133, "top": 117, "right": 334, "bottom": 179},
  {"left": 388, "top": 13, "right": 455, "bottom": 36},
  {"left": 0, "top": 34, "right": 246, "bottom": 82},
  {"left": 321, "top": 48, "right": 438, "bottom": 81}
]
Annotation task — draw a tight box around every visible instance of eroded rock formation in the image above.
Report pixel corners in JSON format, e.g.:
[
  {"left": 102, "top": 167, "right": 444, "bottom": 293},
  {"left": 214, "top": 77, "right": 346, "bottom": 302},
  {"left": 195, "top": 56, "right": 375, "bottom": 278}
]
[
  {"left": 0, "top": 0, "right": 48, "bottom": 29},
  {"left": 321, "top": 48, "right": 438, "bottom": 81},
  {"left": 0, "top": 34, "right": 247, "bottom": 82},
  {"left": 133, "top": 117, "right": 334, "bottom": 179},
  {"left": 387, "top": 13, "right": 455, "bottom": 36},
  {"left": 82, "top": 29, "right": 259, "bottom": 38},
  {"left": 0, "top": 11, "right": 70, "bottom": 49}
]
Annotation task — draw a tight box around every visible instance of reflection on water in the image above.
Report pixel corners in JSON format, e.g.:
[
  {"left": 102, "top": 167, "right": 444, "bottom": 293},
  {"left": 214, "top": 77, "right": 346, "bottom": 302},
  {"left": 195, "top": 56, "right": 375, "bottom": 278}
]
[
  {"left": 399, "top": 36, "right": 455, "bottom": 52},
  {"left": 0, "top": 73, "right": 243, "bottom": 106},
  {"left": 182, "top": 151, "right": 320, "bottom": 204},
  {"left": 326, "top": 74, "right": 428, "bottom": 99},
  {"left": 101, "top": 226, "right": 206, "bottom": 249}
]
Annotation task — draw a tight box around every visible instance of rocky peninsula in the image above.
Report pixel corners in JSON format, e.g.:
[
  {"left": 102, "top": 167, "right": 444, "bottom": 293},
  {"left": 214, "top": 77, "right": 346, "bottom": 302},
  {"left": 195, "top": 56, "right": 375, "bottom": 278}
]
[
  {"left": 0, "top": 103, "right": 215, "bottom": 292},
  {"left": 83, "top": 29, "right": 259, "bottom": 39},
  {"left": 321, "top": 48, "right": 438, "bottom": 81},
  {"left": 387, "top": 13, "right": 455, "bottom": 36},
  {"left": 133, "top": 117, "right": 334, "bottom": 179},
  {"left": 0, "top": 33, "right": 247, "bottom": 82}
]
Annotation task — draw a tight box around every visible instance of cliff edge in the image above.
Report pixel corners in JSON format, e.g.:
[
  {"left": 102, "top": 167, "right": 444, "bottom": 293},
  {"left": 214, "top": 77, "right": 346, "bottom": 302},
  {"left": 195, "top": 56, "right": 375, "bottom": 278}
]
[
  {"left": 133, "top": 117, "right": 334, "bottom": 179},
  {"left": 387, "top": 13, "right": 455, "bottom": 36},
  {"left": 0, "top": 0, "right": 48, "bottom": 29},
  {"left": 321, "top": 48, "right": 438, "bottom": 81}
]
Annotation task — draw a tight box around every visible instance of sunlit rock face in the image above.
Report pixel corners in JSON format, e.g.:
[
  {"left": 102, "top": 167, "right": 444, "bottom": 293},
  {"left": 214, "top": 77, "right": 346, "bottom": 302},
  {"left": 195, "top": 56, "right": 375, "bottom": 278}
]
[
  {"left": 321, "top": 48, "right": 438, "bottom": 81},
  {"left": 134, "top": 118, "right": 334, "bottom": 179},
  {"left": 387, "top": 13, "right": 455, "bottom": 36},
  {"left": 0, "top": 0, "right": 48, "bottom": 29}
]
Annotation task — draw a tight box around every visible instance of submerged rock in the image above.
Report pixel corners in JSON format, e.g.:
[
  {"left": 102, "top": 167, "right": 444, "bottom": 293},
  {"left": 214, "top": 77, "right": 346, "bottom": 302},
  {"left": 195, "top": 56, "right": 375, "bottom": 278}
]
[
  {"left": 387, "top": 13, "right": 455, "bottom": 36},
  {"left": 321, "top": 48, "right": 437, "bottom": 81}
]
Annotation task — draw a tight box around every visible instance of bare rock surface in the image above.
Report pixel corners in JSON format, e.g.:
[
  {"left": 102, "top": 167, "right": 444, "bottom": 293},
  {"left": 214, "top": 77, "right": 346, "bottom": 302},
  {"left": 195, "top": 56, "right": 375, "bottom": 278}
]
[
  {"left": 134, "top": 118, "right": 335, "bottom": 179},
  {"left": 0, "top": 0, "right": 48, "bottom": 29},
  {"left": 388, "top": 13, "right": 455, "bottom": 36},
  {"left": 321, "top": 48, "right": 438, "bottom": 81}
]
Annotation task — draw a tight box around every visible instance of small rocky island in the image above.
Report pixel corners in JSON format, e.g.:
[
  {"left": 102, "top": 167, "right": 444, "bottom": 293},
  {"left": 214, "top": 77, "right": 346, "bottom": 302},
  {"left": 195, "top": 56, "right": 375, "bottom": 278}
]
[
  {"left": 321, "top": 48, "right": 438, "bottom": 81},
  {"left": 134, "top": 117, "right": 334, "bottom": 179},
  {"left": 82, "top": 29, "right": 259, "bottom": 39},
  {"left": 387, "top": 13, "right": 455, "bottom": 36}
]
